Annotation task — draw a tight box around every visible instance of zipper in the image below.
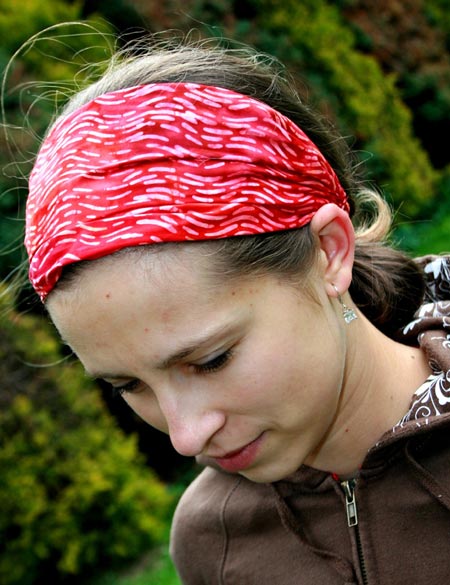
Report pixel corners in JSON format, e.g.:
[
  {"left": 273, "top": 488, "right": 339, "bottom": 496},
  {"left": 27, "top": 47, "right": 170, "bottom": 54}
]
[
  {"left": 342, "top": 479, "right": 358, "bottom": 526},
  {"left": 341, "top": 479, "right": 369, "bottom": 585}
]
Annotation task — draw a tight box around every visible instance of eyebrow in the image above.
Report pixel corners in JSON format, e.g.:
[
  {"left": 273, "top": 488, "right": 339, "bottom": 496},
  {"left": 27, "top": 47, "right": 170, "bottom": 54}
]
[{"left": 86, "top": 320, "right": 241, "bottom": 381}]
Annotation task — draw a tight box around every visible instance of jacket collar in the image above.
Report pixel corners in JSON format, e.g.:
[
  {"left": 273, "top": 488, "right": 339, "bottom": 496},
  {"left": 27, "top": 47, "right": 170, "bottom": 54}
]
[{"left": 276, "top": 256, "right": 450, "bottom": 489}]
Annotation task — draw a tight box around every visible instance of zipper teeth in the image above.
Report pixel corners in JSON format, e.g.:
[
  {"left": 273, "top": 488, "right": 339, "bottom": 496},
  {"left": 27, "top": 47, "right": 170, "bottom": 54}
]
[
  {"left": 355, "top": 527, "right": 369, "bottom": 585},
  {"left": 340, "top": 479, "right": 369, "bottom": 585}
]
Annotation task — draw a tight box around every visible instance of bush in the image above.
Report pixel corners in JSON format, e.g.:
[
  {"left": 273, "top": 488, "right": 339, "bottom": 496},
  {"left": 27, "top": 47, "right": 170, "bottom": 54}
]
[
  {"left": 0, "top": 3, "right": 114, "bottom": 281},
  {"left": 393, "top": 164, "right": 450, "bottom": 256},
  {"left": 0, "top": 290, "right": 174, "bottom": 585},
  {"left": 252, "top": 0, "right": 438, "bottom": 217}
]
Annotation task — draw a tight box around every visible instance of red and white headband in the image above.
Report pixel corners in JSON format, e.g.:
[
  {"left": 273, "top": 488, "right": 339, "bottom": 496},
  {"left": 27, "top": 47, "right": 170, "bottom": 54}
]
[{"left": 25, "top": 82, "right": 349, "bottom": 300}]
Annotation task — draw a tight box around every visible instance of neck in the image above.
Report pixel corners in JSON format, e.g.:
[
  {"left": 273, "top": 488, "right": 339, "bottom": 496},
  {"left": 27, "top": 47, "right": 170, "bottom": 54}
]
[{"left": 305, "top": 311, "right": 432, "bottom": 477}]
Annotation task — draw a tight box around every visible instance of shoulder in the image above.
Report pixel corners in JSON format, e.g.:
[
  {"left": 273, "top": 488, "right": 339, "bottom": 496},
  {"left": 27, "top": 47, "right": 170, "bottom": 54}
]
[
  {"left": 169, "top": 467, "right": 243, "bottom": 584},
  {"left": 170, "top": 466, "right": 280, "bottom": 584},
  {"left": 171, "top": 466, "right": 242, "bottom": 538}
]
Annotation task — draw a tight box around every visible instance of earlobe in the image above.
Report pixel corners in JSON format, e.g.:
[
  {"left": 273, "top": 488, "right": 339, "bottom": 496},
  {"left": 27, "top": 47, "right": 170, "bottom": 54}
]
[{"left": 310, "top": 203, "right": 355, "bottom": 296}]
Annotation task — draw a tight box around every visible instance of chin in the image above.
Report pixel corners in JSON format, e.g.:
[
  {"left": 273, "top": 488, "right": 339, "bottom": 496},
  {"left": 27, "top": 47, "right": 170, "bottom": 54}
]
[{"left": 239, "top": 462, "right": 300, "bottom": 484}]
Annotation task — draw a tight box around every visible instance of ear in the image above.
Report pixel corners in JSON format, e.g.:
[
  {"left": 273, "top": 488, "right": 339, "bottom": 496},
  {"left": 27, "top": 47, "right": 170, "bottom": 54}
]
[{"left": 310, "top": 203, "right": 355, "bottom": 297}]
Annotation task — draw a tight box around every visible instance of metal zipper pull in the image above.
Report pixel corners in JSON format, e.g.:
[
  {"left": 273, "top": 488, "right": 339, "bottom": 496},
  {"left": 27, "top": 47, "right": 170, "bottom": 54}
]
[{"left": 341, "top": 479, "right": 358, "bottom": 527}]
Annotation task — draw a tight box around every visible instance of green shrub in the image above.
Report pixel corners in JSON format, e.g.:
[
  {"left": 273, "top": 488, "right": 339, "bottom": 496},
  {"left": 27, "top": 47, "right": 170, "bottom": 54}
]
[
  {"left": 393, "top": 165, "right": 450, "bottom": 256},
  {"left": 234, "top": 0, "right": 438, "bottom": 217},
  {"left": 0, "top": 3, "right": 114, "bottom": 281},
  {"left": 0, "top": 290, "right": 174, "bottom": 585}
]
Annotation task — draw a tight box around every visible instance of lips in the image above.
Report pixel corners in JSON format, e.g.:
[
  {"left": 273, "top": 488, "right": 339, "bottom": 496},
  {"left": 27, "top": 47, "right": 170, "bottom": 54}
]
[{"left": 212, "top": 433, "right": 265, "bottom": 473}]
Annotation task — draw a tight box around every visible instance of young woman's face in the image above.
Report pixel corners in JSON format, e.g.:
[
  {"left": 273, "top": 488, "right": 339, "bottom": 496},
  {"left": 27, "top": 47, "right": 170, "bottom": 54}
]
[{"left": 47, "top": 247, "right": 347, "bottom": 483}]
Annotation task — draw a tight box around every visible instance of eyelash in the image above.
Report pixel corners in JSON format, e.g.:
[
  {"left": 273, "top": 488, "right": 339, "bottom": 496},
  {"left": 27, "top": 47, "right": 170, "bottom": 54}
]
[
  {"left": 192, "top": 348, "right": 234, "bottom": 374},
  {"left": 109, "top": 348, "right": 234, "bottom": 396},
  {"left": 111, "top": 379, "right": 142, "bottom": 397}
]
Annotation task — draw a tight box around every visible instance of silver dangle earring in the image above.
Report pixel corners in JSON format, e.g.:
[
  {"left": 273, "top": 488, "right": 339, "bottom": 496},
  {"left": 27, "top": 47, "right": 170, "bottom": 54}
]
[{"left": 332, "top": 284, "right": 357, "bottom": 324}]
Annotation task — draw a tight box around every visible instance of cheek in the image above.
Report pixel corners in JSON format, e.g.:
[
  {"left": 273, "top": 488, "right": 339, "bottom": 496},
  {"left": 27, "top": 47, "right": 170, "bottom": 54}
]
[
  {"left": 256, "top": 330, "right": 344, "bottom": 419},
  {"left": 123, "top": 391, "right": 169, "bottom": 434}
]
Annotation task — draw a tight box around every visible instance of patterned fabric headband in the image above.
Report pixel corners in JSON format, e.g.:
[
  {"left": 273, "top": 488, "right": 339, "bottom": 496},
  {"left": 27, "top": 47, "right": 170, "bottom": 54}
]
[{"left": 26, "top": 82, "right": 349, "bottom": 300}]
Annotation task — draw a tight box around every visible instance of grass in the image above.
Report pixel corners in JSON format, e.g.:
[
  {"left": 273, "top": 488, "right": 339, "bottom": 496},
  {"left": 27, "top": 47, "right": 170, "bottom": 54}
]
[{"left": 90, "top": 546, "right": 181, "bottom": 585}]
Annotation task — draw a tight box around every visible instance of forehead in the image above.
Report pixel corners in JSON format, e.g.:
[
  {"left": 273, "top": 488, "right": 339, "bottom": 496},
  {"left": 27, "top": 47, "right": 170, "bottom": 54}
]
[
  {"left": 46, "top": 244, "right": 253, "bottom": 344},
  {"left": 46, "top": 244, "right": 300, "bottom": 378},
  {"left": 47, "top": 245, "right": 216, "bottom": 315}
]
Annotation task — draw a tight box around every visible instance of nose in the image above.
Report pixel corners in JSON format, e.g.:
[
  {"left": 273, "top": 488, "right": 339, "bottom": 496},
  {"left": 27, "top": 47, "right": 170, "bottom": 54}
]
[{"left": 161, "top": 395, "right": 226, "bottom": 457}]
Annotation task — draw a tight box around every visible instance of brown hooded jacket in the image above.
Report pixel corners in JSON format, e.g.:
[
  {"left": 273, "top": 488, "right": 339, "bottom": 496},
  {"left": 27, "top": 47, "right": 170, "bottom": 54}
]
[{"left": 171, "top": 255, "right": 450, "bottom": 585}]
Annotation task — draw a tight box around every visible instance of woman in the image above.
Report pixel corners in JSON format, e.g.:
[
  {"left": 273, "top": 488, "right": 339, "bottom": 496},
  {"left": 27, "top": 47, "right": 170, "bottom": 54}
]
[{"left": 25, "top": 39, "right": 450, "bottom": 584}]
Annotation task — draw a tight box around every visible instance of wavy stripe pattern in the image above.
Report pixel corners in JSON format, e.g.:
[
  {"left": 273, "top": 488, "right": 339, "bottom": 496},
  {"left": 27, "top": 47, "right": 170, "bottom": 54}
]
[{"left": 26, "top": 83, "right": 349, "bottom": 299}]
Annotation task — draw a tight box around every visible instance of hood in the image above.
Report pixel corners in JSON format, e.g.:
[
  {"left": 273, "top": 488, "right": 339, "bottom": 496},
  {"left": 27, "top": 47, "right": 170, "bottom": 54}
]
[{"left": 396, "top": 255, "right": 450, "bottom": 427}]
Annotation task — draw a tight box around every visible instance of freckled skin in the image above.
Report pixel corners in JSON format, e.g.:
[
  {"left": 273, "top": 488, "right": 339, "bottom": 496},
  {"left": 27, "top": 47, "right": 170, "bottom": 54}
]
[
  {"left": 47, "top": 247, "right": 431, "bottom": 482},
  {"left": 48, "top": 250, "right": 347, "bottom": 482}
]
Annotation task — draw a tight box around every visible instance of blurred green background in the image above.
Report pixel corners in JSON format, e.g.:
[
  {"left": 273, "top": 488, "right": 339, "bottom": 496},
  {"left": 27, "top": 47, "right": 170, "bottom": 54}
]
[{"left": 1, "top": 1, "right": 449, "bottom": 583}]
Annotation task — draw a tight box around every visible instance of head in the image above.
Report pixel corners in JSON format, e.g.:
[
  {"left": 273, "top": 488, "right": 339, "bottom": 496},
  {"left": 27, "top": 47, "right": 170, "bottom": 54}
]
[
  {"left": 46, "top": 201, "right": 356, "bottom": 483},
  {"left": 26, "top": 38, "right": 425, "bottom": 481}
]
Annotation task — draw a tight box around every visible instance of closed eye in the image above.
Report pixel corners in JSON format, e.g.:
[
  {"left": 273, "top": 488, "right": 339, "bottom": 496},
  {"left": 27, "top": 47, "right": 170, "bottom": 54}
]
[
  {"left": 103, "top": 346, "right": 235, "bottom": 394},
  {"left": 192, "top": 348, "right": 234, "bottom": 374},
  {"left": 109, "top": 378, "right": 142, "bottom": 397}
]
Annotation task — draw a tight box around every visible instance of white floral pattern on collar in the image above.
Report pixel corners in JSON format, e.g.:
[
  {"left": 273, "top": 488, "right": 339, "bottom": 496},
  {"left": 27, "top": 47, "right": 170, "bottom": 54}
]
[{"left": 394, "top": 256, "right": 450, "bottom": 431}]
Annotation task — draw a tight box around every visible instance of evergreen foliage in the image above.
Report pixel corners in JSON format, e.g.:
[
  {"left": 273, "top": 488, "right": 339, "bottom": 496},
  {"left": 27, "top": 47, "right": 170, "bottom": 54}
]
[
  {"left": 0, "top": 290, "right": 174, "bottom": 585},
  {"left": 1, "top": 2, "right": 450, "bottom": 581},
  {"left": 230, "top": 0, "right": 437, "bottom": 216},
  {"left": 2, "top": 0, "right": 450, "bottom": 278},
  {"left": 337, "top": 0, "right": 450, "bottom": 170},
  {"left": 0, "top": 0, "right": 113, "bottom": 280}
]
